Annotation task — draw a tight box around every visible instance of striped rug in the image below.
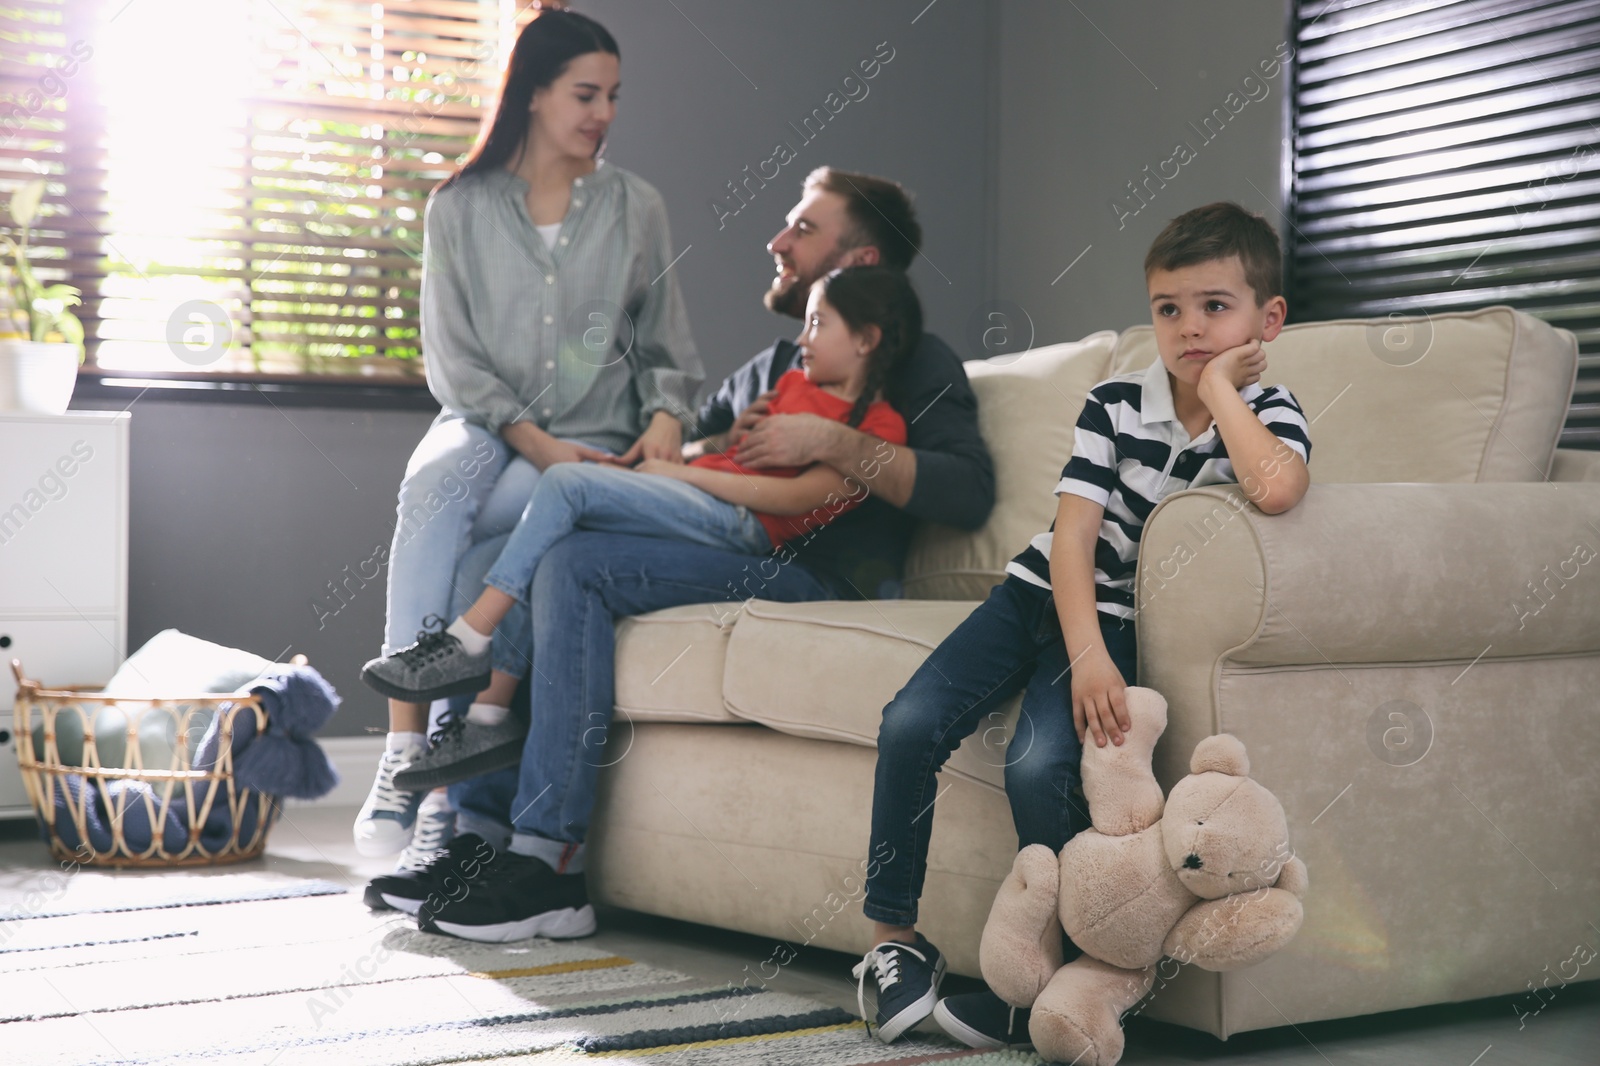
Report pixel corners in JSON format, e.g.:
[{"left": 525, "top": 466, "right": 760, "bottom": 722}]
[{"left": 0, "top": 877, "right": 1045, "bottom": 1065}]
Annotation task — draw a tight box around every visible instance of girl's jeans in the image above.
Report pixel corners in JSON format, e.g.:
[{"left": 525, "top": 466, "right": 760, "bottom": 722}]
[
  {"left": 481, "top": 462, "right": 772, "bottom": 678},
  {"left": 383, "top": 412, "right": 610, "bottom": 656},
  {"left": 863, "top": 574, "right": 1138, "bottom": 927}
]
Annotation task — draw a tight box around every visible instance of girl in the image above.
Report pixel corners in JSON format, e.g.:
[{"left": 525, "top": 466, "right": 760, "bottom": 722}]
[
  {"left": 355, "top": 7, "right": 701, "bottom": 859},
  {"left": 361, "top": 267, "right": 920, "bottom": 752}
]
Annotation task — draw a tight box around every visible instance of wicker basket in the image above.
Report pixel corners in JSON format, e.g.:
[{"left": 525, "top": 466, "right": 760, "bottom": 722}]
[{"left": 9, "top": 658, "right": 294, "bottom": 868}]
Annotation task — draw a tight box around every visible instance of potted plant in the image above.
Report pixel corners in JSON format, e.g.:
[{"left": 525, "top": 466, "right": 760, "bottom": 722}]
[{"left": 0, "top": 178, "right": 86, "bottom": 414}]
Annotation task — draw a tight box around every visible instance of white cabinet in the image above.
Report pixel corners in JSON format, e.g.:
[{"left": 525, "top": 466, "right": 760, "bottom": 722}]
[{"left": 0, "top": 410, "right": 128, "bottom": 711}]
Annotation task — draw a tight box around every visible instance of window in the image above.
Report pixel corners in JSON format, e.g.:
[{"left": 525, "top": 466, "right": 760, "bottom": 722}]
[
  {"left": 1, "top": 0, "right": 532, "bottom": 379},
  {"left": 1287, "top": 0, "right": 1600, "bottom": 448}
]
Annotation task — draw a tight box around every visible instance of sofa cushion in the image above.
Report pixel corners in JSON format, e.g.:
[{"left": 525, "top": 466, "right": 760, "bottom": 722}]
[
  {"left": 613, "top": 603, "right": 741, "bottom": 723},
  {"left": 1111, "top": 306, "right": 1575, "bottom": 483},
  {"left": 720, "top": 598, "right": 1018, "bottom": 791},
  {"left": 903, "top": 332, "right": 1118, "bottom": 600}
]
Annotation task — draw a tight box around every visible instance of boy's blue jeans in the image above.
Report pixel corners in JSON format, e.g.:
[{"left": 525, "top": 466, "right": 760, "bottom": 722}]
[
  {"left": 480, "top": 462, "right": 772, "bottom": 678},
  {"left": 863, "top": 574, "right": 1137, "bottom": 928}
]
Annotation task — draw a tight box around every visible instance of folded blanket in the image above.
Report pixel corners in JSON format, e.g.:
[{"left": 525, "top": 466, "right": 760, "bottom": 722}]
[{"left": 229, "top": 664, "right": 341, "bottom": 800}]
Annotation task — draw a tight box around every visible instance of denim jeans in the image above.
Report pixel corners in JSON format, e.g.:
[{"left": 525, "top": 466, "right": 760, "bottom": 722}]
[
  {"left": 481, "top": 463, "right": 772, "bottom": 679},
  {"left": 448, "top": 530, "right": 836, "bottom": 865},
  {"left": 383, "top": 412, "right": 610, "bottom": 656},
  {"left": 862, "top": 574, "right": 1137, "bottom": 927}
]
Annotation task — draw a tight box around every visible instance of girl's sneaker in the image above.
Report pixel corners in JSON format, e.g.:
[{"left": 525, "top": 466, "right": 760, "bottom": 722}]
[
  {"left": 352, "top": 741, "right": 426, "bottom": 856},
  {"left": 852, "top": 934, "right": 946, "bottom": 1043},
  {"left": 361, "top": 618, "right": 491, "bottom": 703},
  {"left": 392, "top": 715, "right": 527, "bottom": 791}
]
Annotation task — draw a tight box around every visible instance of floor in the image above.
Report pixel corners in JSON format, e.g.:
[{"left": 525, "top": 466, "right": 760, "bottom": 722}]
[{"left": 2, "top": 804, "right": 1595, "bottom": 1066}]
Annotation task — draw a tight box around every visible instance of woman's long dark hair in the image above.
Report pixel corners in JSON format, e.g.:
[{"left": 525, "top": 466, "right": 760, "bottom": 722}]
[
  {"left": 814, "top": 266, "right": 923, "bottom": 428},
  {"left": 442, "top": 7, "right": 619, "bottom": 191}
]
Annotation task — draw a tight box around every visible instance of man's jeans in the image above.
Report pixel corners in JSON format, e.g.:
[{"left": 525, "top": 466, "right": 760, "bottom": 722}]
[
  {"left": 862, "top": 575, "right": 1138, "bottom": 927},
  {"left": 481, "top": 464, "right": 772, "bottom": 679},
  {"left": 447, "top": 531, "right": 835, "bottom": 864},
  {"left": 383, "top": 413, "right": 607, "bottom": 656}
]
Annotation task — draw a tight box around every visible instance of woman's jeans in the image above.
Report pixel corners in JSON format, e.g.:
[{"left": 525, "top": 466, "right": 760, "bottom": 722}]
[
  {"left": 863, "top": 574, "right": 1138, "bottom": 927},
  {"left": 481, "top": 463, "right": 772, "bottom": 678},
  {"left": 383, "top": 413, "right": 608, "bottom": 657}
]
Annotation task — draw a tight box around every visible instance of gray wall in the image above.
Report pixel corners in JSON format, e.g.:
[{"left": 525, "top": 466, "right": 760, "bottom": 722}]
[
  {"left": 583, "top": 0, "right": 998, "bottom": 385},
  {"left": 993, "top": 0, "right": 1291, "bottom": 347},
  {"left": 72, "top": 2, "right": 1290, "bottom": 738}
]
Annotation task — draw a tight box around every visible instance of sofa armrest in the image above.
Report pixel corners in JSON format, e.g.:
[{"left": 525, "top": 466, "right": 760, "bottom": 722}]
[
  {"left": 1551, "top": 447, "right": 1600, "bottom": 483},
  {"left": 1135, "top": 482, "right": 1600, "bottom": 670},
  {"left": 1133, "top": 481, "right": 1600, "bottom": 790}
]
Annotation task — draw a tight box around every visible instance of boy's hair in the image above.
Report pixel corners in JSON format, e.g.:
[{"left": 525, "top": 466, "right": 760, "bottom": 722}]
[
  {"left": 1144, "top": 202, "right": 1282, "bottom": 305},
  {"left": 803, "top": 167, "right": 921, "bottom": 273},
  {"left": 813, "top": 265, "right": 922, "bottom": 428}
]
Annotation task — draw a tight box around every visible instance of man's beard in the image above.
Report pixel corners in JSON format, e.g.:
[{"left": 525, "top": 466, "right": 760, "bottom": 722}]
[
  {"left": 762, "top": 273, "right": 808, "bottom": 318},
  {"left": 762, "top": 251, "right": 843, "bottom": 319}
]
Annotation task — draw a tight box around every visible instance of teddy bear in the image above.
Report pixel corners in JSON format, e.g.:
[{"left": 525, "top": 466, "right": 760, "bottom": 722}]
[{"left": 978, "top": 686, "right": 1307, "bottom": 1066}]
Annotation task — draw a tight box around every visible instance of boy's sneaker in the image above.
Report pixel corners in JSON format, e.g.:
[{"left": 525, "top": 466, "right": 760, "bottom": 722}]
[
  {"left": 361, "top": 617, "right": 490, "bottom": 703},
  {"left": 851, "top": 934, "right": 946, "bottom": 1043},
  {"left": 393, "top": 716, "right": 526, "bottom": 792},
  {"left": 362, "top": 792, "right": 457, "bottom": 914},
  {"left": 417, "top": 847, "right": 595, "bottom": 942},
  {"left": 352, "top": 741, "right": 426, "bottom": 857},
  {"left": 933, "top": 990, "right": 1032, "bottom": 1050}
]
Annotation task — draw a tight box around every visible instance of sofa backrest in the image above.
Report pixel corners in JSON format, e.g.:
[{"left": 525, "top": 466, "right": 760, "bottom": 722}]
[
  {"left": 902, "top": 306, "right": 1576, "bottom": 601},
  {"left": 1111, "top": 306, "right": 1576, "bottom": 484}
]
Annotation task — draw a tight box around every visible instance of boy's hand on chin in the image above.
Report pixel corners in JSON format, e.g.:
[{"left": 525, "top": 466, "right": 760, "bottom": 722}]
[{"left": 1199, "top": 338, "right": 1266, "bottom": 396}]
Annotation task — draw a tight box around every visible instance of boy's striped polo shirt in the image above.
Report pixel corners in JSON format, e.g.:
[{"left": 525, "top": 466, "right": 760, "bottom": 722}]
[{"left": 1006, "top": 356, "right": 1312, "bottom": 620}]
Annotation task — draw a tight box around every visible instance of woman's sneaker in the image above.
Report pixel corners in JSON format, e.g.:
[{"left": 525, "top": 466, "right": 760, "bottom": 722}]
[
  {"left": 852, "top": 934, "right": 946, "bottom": 1043},
  {"left": 352, "top": 740, "right": 426, "bottom": 857},
  {"left": 362, "top": 791, "right": 456, "bottom": 914},
  {"left": 933, "top": 990, "right": 1032, "bottom": 1049},
  {"left": 361, "top": 617, "right": 491, "bottom": 703}
]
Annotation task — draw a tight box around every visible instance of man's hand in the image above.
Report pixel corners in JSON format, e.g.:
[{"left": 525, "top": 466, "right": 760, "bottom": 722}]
[
  {"left": 610, "top": 410, "right": 685, "bottom": 467},
  {"left": 1198, "top": 338, "right": 1267, "bottom": 400},
  {"left": 686, "top": 390, "right": 776, "bottom": 460},
  {"left": 502, "top": 421, "right": 611, "bottom": 471},
  {"left": 729, "top": 390, "right": 775, "bottom": 445},
  {"left": 737, "top": 411, "right": 842, "bottom": 469},
  {"left": 1072, "top": 646, "right": 1130, "bottom": 748}
]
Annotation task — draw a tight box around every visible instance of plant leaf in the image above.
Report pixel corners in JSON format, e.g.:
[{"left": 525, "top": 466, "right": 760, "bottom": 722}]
[
  {"left": 11, "top": 179, "right": 45, "bottom": 229},
  {"left": 57, "top": 313, "right": 84, "bottom": 350}
]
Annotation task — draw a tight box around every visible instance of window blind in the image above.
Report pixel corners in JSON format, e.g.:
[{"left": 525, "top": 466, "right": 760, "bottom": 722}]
[
  {"left": 1, "top": 0, "right": 533, "bottom": 376},
  {"left": 1288, "top": 0, "right": 1600, "bottom": 448},
  {"left": 1, "top": 0, "right": 102, "bottom": 348}
]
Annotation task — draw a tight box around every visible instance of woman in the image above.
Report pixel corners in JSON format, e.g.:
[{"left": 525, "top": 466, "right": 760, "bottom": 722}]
[{"left": 354, "top": 6, "right": 701, "bottom": 863}]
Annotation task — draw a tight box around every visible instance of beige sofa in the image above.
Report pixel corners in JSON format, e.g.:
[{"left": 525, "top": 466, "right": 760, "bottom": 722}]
[{"left": 585, "top": 306, "right": 1599, "bottom": 1038}]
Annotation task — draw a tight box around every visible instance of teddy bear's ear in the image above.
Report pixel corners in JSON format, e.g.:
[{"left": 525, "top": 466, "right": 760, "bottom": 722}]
[{"left": 1190, "top": 733, "right": 1249, "bottom": 776}]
